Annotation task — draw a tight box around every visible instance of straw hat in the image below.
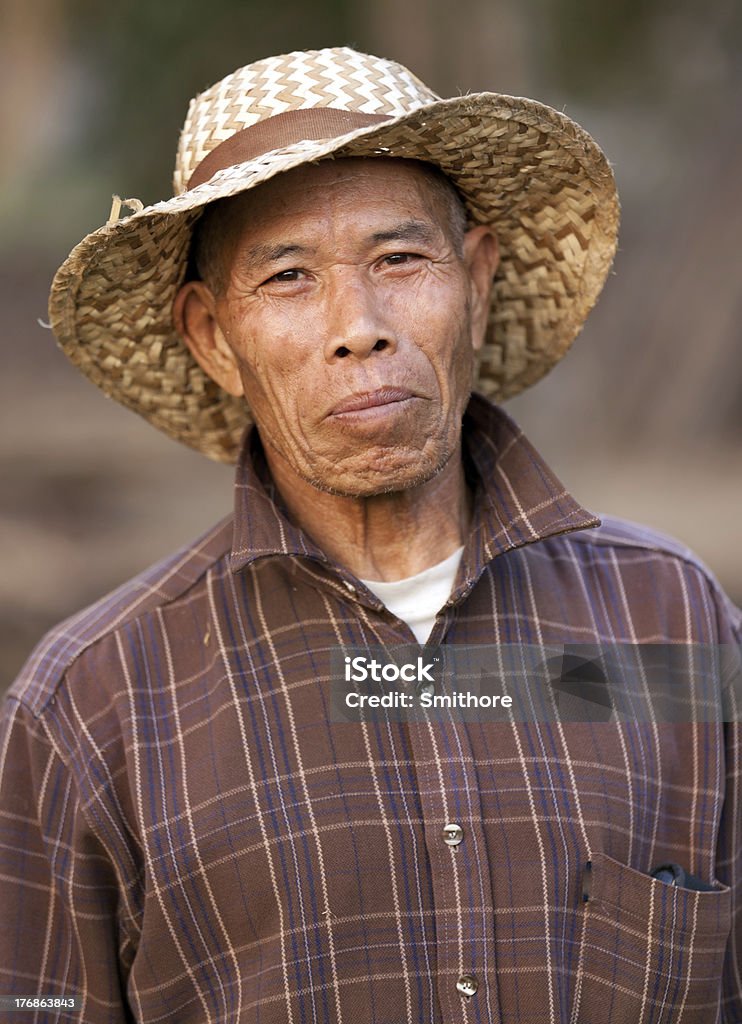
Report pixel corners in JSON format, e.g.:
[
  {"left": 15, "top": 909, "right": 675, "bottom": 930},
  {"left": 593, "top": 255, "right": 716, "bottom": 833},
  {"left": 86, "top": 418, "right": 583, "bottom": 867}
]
[{"left": 49, "top": 46, "right": 619, "bottom": 463}]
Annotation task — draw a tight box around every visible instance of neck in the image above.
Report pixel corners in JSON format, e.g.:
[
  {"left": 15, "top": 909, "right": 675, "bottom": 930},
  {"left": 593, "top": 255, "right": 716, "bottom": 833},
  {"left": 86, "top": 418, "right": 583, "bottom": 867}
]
[{"left": 262, "top": 442, "right": 472, "bottom": 582}]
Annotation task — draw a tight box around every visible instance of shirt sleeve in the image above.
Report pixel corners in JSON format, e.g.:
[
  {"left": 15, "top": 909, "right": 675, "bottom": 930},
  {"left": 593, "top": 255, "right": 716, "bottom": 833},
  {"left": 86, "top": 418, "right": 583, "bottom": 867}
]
[
  {"left": 0, "top": 696, "right": 135, "bottom": 1023},
  {"left": 717, "top": 590, "right": 742, "bottom": 1022}
]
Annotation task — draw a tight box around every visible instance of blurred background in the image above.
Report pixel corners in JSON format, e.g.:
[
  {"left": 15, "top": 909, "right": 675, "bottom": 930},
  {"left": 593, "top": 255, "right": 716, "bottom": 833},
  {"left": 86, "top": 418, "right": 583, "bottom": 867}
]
[{"left": 2, "top": 0, "right": 740, "bottom": 689}]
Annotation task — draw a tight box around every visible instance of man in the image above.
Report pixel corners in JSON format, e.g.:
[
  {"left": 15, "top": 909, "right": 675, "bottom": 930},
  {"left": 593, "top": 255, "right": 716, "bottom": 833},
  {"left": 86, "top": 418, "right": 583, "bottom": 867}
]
[{"left": 1, "top": 47, "right": 740, "bottom": 1024}]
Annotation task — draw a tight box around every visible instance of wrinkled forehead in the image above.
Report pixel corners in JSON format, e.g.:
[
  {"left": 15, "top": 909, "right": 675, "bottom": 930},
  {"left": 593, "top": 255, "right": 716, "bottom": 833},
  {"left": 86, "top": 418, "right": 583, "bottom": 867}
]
[
  {"left": 189, "top": 156, "right": 465, "bottom": 287},
  {"left": 229, "top": 156, "right": 458, "bottom": 228}
]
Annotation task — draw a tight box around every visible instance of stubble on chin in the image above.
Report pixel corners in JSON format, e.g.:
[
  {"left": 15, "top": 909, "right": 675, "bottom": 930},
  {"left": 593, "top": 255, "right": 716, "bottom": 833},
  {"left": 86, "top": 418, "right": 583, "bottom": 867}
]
[{"left": 297, "top": 437, "right": 460, "bottom": 499}]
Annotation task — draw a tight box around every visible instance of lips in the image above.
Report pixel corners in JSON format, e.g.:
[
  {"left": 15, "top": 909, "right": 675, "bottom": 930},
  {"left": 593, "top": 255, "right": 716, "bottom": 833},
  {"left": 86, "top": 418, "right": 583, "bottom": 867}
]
[{"left": 330, "top": 387, "right": 416, "bottom": 416}]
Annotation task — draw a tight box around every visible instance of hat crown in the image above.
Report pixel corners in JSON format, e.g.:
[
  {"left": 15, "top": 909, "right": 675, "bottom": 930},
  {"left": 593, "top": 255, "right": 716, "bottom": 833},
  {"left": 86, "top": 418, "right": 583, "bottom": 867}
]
[{"left": 173, "top": 47, "right": 440, "bottom": 195}]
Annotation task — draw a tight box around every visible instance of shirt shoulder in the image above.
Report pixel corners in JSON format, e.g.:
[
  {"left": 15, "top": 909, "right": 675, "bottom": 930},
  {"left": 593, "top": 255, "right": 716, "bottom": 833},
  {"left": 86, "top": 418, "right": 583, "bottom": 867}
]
[
  {"left": 568, "top": 513, "right": 704, "bottom": 561},
  {"left": 6, "top": 514, "right": 234, "bottom": 718},
  {"left": 564, "top": 513, "right": 742, "bottom": 636}
]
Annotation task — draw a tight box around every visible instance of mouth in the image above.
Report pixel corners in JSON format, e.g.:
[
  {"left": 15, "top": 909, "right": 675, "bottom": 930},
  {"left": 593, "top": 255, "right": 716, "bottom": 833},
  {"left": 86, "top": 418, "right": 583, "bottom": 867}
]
[{"left": 330, "top": 387, "right": 418, "bottom": 417}]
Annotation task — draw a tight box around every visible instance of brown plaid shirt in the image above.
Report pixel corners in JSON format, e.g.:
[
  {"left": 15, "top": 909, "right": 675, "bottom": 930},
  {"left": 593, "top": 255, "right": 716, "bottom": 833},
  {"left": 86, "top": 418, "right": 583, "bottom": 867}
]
[{"left": 2, "top": 394, "right": 741, "bottom": 1023}]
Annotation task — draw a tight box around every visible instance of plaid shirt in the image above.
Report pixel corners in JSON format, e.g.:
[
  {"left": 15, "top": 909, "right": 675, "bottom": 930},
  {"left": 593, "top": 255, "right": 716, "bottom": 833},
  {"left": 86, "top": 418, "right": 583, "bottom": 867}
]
[{"left": 2, "top": 394, "right": 740, "bottom": 1024}]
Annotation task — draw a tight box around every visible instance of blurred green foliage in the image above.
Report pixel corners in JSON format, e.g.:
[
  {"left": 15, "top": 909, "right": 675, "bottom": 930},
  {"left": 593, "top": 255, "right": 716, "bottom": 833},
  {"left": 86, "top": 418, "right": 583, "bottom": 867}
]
[
  {"left": 56, "top": 0, "right": 742, "bottom": 203},
  {"left": 535, "top": 0, "right": 741, "bottom": 101},
  {"left": 540, "top": 0, "right": 656, "bottom": 96},
  {"left": 65, "top": 0, "right": 354, "bottom": 200}
]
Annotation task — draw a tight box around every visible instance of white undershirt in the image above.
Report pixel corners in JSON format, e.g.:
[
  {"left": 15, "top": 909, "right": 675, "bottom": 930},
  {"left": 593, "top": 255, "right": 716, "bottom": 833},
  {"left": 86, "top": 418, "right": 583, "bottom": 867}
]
[{"left": 360, "top": 546, "right": 465, "bottom": 644}]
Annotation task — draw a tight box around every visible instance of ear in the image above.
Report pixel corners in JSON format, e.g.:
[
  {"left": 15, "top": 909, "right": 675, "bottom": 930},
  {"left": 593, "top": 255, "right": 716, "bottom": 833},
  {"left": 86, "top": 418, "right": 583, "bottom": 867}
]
[
  {"left": 172, "top": 281, "right": 244, "bottom": 397},
  {"left": 462, "top": 226, "right": 499, "bottom": 352}
]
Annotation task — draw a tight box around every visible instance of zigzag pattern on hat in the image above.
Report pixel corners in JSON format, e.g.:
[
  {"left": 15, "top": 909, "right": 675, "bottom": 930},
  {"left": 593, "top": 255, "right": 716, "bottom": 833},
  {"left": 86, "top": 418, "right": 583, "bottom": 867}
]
[{"left": 174, "top": 48, "right": 438, "bottom": 194}]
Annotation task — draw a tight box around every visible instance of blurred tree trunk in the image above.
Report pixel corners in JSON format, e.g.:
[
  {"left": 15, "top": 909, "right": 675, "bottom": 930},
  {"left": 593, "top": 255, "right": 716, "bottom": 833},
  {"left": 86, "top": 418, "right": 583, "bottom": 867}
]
[{"left": 352, "top": 0, "right": 533, "bottom": 96}]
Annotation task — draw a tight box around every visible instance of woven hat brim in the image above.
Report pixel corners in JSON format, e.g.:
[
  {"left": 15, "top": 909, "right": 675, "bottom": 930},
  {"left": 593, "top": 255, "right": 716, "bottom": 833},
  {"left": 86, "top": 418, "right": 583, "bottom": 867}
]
[{"left": 48, "top": 92, "right": 619, "bottom": 463}]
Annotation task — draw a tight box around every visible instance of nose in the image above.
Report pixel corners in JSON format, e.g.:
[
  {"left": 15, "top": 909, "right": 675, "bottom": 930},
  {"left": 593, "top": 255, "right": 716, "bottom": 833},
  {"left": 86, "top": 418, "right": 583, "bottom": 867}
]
[{"left": 322, "top": 269, "right": 397, "bottom": 363}]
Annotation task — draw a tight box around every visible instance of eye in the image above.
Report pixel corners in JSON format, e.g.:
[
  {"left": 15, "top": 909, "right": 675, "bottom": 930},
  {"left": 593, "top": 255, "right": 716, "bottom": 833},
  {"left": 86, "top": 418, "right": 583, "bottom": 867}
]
[
  {"left": 266, "top": 268, "right": 303, "bottom": 284},
  {"left": 382, "top": 252, "right": 418, "bottom": 266}
]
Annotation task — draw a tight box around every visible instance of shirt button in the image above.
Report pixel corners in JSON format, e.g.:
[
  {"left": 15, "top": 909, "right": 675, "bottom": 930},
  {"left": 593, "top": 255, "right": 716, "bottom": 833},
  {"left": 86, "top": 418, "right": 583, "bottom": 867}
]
[
  {"left": 443, "top": 823, "right": 464, "bottom": 847},
  {"left": 416, "top": 679, "right": 435, "bottom": 699},
  {"left": 456, "top": 974, "right": 478, "bottom": 998},
  {"left": 343, "top": 580, "right": 356, "bottom": 594}
]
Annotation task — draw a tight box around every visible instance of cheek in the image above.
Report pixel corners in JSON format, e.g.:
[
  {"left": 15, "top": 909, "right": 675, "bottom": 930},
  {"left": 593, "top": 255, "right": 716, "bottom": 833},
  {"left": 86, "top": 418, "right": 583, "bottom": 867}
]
[
  {"left": 406, "top": 282, "right": 473, "bottom": 377},
  {"left": 227, "top": 310, "right": 317, "bottom": 434},
  {"left": 228, "top": 308, "right": 294, "bottom": 386}
]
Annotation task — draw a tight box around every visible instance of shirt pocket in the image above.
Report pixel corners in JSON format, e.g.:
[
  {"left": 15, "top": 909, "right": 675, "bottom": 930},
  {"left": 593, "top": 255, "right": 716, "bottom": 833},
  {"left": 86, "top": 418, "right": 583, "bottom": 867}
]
[{"left": 573, "top": 851, "right": 731, "bottom": 1024}]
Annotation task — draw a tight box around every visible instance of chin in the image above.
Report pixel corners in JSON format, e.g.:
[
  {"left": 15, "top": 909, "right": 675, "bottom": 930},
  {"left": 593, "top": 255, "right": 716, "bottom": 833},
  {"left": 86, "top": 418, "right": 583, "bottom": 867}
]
[{"left": 305, "top": 444, "right": 454, "bottom": 498}]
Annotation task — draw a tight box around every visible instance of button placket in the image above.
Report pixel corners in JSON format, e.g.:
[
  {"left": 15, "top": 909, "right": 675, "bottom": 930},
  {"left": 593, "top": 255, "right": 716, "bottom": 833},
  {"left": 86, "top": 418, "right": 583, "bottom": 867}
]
[{"left": 405, "top": 710, "right": 500, "bottom": 1023}]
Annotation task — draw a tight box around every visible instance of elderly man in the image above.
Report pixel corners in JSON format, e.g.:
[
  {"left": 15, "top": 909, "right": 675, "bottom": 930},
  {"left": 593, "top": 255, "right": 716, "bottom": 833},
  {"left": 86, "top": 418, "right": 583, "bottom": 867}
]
[{"left": 1, "top": 47, "right": 740, "bottom": 1024}]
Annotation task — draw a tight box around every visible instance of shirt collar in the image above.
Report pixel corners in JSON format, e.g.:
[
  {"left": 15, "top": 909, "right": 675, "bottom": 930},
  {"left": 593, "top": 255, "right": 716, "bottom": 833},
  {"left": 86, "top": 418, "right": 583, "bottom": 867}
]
[{"left": 229, "top": 393, "right": 600, "bottom": 581}]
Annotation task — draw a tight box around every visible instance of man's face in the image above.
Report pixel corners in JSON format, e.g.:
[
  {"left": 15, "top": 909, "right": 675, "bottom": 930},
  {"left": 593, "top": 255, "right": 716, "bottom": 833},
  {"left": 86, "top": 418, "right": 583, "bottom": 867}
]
[{"left": 178, "top": 158, "right": 497, "bottom": 496}]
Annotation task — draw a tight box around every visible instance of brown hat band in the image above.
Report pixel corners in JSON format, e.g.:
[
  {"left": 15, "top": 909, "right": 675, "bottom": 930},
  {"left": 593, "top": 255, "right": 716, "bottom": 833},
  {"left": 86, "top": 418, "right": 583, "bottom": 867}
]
[{"left": 187, "top": 107, "right": 393, "bottom": 191}]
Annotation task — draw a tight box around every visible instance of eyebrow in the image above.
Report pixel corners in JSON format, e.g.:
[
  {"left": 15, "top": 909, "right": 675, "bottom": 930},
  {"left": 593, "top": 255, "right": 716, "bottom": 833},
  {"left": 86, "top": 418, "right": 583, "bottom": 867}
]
[
  {"left": 370, "top": 220, "right": 438, "bottom": 246},
  {"left": 238, "top": 242, "right": 315, "bottom": 272}
]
